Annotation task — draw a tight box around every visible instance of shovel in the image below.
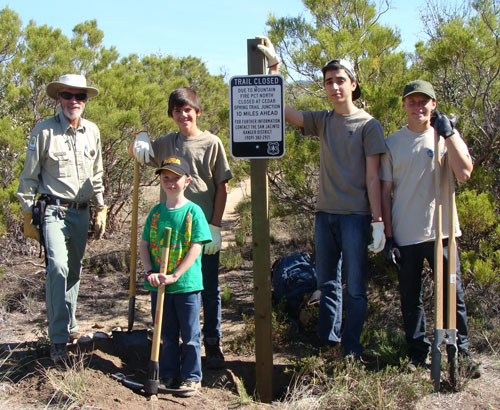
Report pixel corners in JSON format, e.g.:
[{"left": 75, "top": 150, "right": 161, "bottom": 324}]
[
  {"left": 111, "top": 159, "right": 148, "bottom": 349},
  {"left": 128, "top": 159, "right": 140, "bottom": 332},
  {"left": 113, "top": 227, "right": 179, "bottom": 395},
  {"left": 430, "top": 114, "right": 459, "bottom": 392}
]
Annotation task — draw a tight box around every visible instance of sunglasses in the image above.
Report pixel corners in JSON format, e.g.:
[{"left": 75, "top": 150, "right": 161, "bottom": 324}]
[{"left": 59, "top": 91, "right": 87, "bottom": 101}]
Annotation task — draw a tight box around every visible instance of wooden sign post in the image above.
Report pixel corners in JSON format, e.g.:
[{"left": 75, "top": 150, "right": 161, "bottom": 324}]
[{"left": 247, "top": 37, "right": 273, "bottom": 403}]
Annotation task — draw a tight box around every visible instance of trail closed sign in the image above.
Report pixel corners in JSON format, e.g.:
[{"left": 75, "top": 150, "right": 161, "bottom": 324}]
[{"left": 229, "top": 74, "right": 285, "bottom": 159}]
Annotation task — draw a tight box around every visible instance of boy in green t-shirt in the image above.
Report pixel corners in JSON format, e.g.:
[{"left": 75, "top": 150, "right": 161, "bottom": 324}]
[
  {"left": 140, "top": 155, "right": 212, "bottom": 397},
  {"left": 130, "top": 87, "right": 232, "bottom": 369}
]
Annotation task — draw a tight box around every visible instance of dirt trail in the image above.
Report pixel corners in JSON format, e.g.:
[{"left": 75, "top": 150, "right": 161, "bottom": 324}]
[{"left": 221, "top": 179, "right": 250, "bottom": 250}]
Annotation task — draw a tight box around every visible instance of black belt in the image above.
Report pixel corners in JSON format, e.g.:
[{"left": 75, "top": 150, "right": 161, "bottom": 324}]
[{"left": 46, "top": 197, "right": 88, "bottom": 209}]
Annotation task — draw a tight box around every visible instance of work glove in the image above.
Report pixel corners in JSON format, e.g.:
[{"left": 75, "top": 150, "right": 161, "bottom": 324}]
[
  {"left": 204, "top": 224, "right": 222, "bottom": 255},
  {"left": 133, "top": 131, "right": 154, "bottom": 164},
  {"left": 256, "top": 35, "right": 280, "bottom": 67},
  {"left": 23, "top": 211, "right": 40, "bottom": 242},
  {"left": 383, "top": 237, "right": 401, "bottom": 269},
  {"left": 368, "top": 221, "right": 385, "bottom": 254},
  {"left": 430, "top": 111, "right": 456, "bottom": 139},
  {"left": 95, "top": 206, "right": 107, "bottom": 239}
]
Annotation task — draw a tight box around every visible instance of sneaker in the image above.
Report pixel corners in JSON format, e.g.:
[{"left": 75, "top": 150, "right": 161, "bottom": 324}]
[
  {"left": 50, "top": 343, "right": 69, "bottom": 364},
  {"left": 69, "top": 332, "right": 81, "bottom": 342},
  {"left": 174, "top": 380, "right": 201, "bottom": 397},
  {"left": 408, "top": 358, "right": 430, "bottom": 372},
  {"left": 343, "top": 350, "right": 376, "bottom": 366},
  {"left": 204, "top": 339, "right": 225, "bottom": 369},
  {"left": 159, "top": 377, "right": 180, "bottom": 390},
  {"left": 459, "top": 351, "right": 482, "bottom": 379}
]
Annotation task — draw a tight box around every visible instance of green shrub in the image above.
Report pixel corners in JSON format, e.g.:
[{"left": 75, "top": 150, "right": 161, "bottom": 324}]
[
  {"left": 457, "top": 189, "right": 498, "bottom": 251},
  {"left": 220, "top": 284, "right": 231, "bottom": 307},
  {"left": 220, "top": 245, "right": 243, "bottom": 270}
]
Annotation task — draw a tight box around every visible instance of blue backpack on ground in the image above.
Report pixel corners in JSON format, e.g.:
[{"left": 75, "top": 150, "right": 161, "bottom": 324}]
[{"left": 272, "top": 251, "right": 317, "bottom": 316}]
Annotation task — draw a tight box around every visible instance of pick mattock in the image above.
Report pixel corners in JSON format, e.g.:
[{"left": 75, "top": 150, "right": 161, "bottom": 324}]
[
  {"left": 430, "top": 115, "right": 459, "bottom": 392},
  {"left": 144, "top": 226, "right": 172, "bottom": 395},
  {"left": 128, "top": 159, "right": 140, "bottom": 332}
]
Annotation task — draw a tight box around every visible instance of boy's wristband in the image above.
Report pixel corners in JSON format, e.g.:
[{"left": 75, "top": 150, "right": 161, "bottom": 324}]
[{"left": 145, "top": 269, "right": 155, "bottom": 279}]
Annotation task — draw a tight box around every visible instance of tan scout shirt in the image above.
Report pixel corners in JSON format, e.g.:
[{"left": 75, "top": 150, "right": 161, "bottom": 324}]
[
  {"left": 150, "top": 131, "right": 232, "bottom": 222},
  {"left": 17, "top": 112, "right": 104, "bottom": 211},
  {"left": 380, "top": 126, "right": 462, "bottom": 246}
]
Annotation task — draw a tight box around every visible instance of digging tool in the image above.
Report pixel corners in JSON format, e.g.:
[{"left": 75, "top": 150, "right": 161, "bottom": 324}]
[
  {"left": 113, "top": 226, "right": 180, "bottom": 395},
  {"left": 430, "top": 115, "right": 459, "bottom": 392},
  {"left": 128, "top": 159, "right": 140, "bottom": 332},
  {"left": 144, "top": 226, "right": 172, "bottom": 395},
  {"left": 111, "top": 159, "right": 148, "bottom": 349}
]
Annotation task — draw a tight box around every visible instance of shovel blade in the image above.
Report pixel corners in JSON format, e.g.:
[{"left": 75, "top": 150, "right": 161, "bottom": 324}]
[
  {"left": 112, "top": 329, "right": 149, "bottom": 348},
  {"left": 112, "top": 372, "right": 144, "bottom": 391}
]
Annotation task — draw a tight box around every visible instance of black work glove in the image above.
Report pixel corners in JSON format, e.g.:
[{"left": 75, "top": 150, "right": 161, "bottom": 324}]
[
  {"left": 383, "top": 237, "right": 401, "bottom": 269},
  {"left": 430, "top": 111, "right": 457, "bottom": 139}
]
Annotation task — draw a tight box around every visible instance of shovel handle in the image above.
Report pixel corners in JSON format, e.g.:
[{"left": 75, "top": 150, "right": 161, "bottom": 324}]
[
  {"left": 433, "top": 129, "right": 444, "bottom": 329},
  {"left": 447, "top": 148, "right": 457, "bottom": 330},
  {"left": 150, "top": 227, "right": 172, "bottom": 361},
  {"left": 127, "top": 160, "right": 140, "bottom": 332}
]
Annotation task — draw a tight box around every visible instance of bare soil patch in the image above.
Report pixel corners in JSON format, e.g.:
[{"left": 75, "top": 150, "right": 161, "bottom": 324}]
[{"left": 1, "top": 181, "right": 499, "bottom": 409}]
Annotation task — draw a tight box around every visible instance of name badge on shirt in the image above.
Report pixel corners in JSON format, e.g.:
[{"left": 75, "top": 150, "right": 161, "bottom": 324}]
[{"left": 28, "top": 135, "right": 37, "bottom": 151}]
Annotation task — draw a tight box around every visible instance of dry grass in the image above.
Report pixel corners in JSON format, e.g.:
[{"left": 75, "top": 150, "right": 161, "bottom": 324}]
[{"left": 42, "top": 356, "right": 93, "bottom": 409}]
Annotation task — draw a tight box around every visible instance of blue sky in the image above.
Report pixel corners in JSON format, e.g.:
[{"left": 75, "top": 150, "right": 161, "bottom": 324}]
[{"left": 3, "top": 0, "right": 428, "bottom": 79}]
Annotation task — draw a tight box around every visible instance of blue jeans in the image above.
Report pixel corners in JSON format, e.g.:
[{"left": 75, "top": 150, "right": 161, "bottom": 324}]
[
  {"left": 151, "top": 291, "right": 202, "bottom": 381},
  {"left": 44, "top": 205, "right": 89, "bottom": 343},
  {"left": 397, "top": 240, "right": 469, "bottom": 362},
  {"left": 201, "top": 252, "right": 221, "bottom": 341},
  {"left": 315, "top": 212, "right": 371, "bottom": 356}
]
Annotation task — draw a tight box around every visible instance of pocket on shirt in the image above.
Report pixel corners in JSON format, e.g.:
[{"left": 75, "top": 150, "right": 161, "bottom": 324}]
[
  {"left": 48, "top": 151, "right": 71, "bottom": 178},
  {"left": 83, "top": 146, "right": 97, "bottom": 174}
]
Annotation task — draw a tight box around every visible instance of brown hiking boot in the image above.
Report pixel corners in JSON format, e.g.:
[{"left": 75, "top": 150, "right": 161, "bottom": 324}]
[
  {"left": 50, "top": 343, "right": 69, "bottom": 364},
  {"left": 204, "top": 338, "right": 225, "bottom": 369},
  {"left": 459, "top": 351, "right": 482, "bottom": 379}
]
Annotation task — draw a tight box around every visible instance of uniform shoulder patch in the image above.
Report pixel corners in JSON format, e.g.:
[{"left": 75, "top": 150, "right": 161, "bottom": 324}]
[{"left": 28, "top": 135, "right": 37, "bottom": 151}]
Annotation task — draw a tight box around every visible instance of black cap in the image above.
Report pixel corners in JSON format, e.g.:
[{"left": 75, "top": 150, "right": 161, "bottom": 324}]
[{"left": 155, "top": 156, "right": 190, "bottom": 176}]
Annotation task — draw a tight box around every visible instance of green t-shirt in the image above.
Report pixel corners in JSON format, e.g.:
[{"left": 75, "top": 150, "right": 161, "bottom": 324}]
[{"left": 142, "top": 201, "right": 212, "bottom": 293}]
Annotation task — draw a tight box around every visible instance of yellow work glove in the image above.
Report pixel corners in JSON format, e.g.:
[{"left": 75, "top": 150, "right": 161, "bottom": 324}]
[
  {"left": 23, "top": 211, "right": 40, "bottom": 242},
  {"left": 95, "top": 206, "right": 107, "bottom": 239}
]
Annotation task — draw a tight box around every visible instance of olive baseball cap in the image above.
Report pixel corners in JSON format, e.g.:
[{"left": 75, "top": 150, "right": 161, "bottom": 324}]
[
  {"left": 402, "top": 80, "right": 436, "bottom": 100},
  {"left": 155, "top": 156, "right": 191, "bottom": 176}
]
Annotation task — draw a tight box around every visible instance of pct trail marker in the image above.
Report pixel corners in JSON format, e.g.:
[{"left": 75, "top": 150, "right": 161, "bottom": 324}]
[{"left": 229, "top": 74, "right": 285, "bottom": 159}]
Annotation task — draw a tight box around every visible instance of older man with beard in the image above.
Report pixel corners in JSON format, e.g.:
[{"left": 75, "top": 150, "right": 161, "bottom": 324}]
[{"left": 17, "top": 74, "right": 107, "bottom": 364}]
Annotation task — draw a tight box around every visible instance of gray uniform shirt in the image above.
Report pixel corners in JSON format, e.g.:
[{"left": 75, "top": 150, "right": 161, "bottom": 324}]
[
  {"left": 150, "top": 131, "right": 232, "bottom": 222},
  {"left": 303, "top": 109, "right": 386, "bottom": 215},
  {"left": 380, "top": 126, "right": 462, "bottom": 246},
  {"left": 17, "top": 112, "right": 104, "bottom": 211}
]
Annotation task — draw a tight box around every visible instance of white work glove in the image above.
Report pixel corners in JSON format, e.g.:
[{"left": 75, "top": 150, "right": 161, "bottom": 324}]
[
  {"left": 256, "top": 35, "right": 280, "bottom": 67},
  {"left": 133, "top": 131, "right": 154, "bottom": 164},
  {"left": 368, "top": 221, "right": 385, "bottom": 254},
  {"left": 204, "top": 224, "right": 222, "bottom": 255}
]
